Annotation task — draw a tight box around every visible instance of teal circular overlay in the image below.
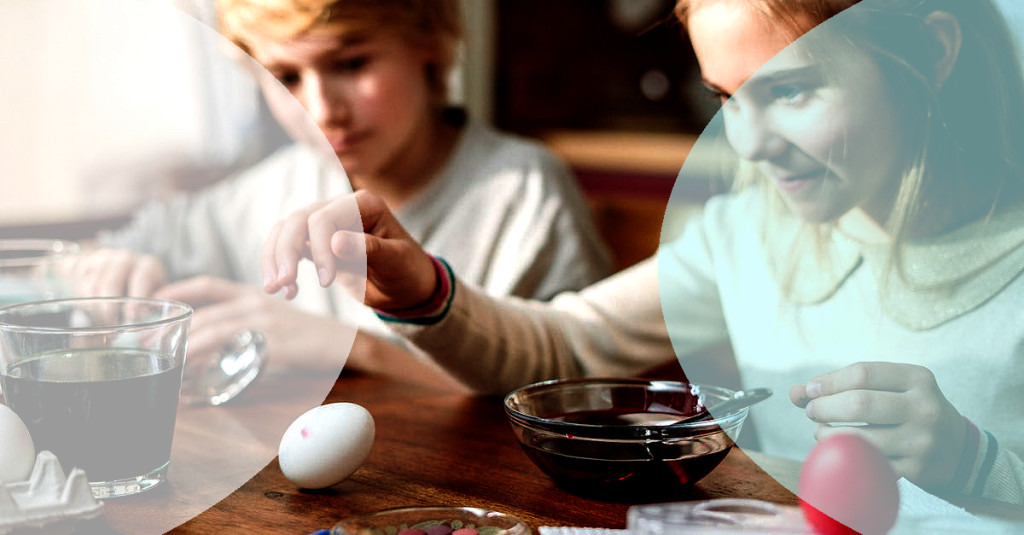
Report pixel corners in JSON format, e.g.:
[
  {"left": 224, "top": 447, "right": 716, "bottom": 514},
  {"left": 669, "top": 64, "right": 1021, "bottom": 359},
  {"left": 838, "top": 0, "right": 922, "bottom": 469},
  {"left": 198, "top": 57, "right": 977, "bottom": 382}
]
[{"left": 661, "top": 0, "right": 1024, "bottom": 531}]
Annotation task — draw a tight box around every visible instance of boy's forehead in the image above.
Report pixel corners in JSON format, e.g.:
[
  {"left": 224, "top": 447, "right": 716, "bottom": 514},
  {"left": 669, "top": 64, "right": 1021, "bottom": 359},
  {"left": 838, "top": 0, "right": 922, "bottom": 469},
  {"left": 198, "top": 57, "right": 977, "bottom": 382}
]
[{"left": 248, "top": 25, "right": 376, "bottom": 63}]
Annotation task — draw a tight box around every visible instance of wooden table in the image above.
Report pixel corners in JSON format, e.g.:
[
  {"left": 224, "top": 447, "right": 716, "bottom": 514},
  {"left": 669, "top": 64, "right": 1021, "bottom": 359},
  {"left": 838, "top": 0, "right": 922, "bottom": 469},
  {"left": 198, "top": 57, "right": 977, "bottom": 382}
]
[{"left": 75, "top": 371, "right": 799, "bottom": 534}]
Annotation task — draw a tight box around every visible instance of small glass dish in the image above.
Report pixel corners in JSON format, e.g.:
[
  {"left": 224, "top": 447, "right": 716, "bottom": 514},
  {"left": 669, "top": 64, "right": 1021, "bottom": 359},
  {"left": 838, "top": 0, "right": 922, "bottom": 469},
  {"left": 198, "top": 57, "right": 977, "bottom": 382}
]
[
  {"left": 331, "top": 506, "right": 530, "bottom": 535},
  {"left": 0, "top": 239, "right": 79, "bottom": 306},
  {"left": 504, "top": 378, "right": 748, "bottom": 499},
  {"left": 179, "top": 330, "right": 266, "bottom": 406}
]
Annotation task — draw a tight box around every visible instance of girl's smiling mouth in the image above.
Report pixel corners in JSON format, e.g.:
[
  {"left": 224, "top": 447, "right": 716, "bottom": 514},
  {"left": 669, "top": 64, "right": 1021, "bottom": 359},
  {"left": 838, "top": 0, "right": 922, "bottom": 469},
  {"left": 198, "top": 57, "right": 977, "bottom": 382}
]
[{"left": 774, "top": 168, "right": 828, "bottom": 195}]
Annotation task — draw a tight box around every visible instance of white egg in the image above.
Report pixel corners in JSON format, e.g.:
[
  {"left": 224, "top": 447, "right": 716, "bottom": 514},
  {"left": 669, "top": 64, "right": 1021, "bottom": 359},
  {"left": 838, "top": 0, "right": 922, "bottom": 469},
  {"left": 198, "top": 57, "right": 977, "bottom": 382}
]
[
  {"left": 278, "top": 402, "right": 374, "bottom": 489},
  {"left": 0, "top": 404, "right": 36, "bottom": 484}
]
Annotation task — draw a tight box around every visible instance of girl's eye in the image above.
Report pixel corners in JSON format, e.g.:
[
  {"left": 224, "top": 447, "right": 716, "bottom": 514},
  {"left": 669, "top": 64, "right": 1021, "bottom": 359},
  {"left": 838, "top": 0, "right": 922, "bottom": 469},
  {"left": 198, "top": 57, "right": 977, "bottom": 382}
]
[
  {"left": 703, "top": 87, "right": 731, "bottom": 107},
  {"left": 770, "top": 84, "right": 809, "bottom": 105}
]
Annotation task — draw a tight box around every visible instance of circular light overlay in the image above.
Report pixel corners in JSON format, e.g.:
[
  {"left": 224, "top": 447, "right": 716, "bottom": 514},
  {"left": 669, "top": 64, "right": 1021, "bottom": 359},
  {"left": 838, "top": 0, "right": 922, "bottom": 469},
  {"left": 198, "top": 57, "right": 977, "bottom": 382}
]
[
  {"left": 661, "top": 0, "right": 1024, "bottom": 532},
  {"left": 1, "top": 0, "right": 363, "bottom": 532}
]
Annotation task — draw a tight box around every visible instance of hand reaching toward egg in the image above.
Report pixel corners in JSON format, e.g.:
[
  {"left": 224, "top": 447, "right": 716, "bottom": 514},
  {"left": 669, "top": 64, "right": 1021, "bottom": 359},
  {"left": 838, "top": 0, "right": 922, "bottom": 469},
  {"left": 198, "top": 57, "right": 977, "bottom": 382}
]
[{"left": 790, "top": 362, "right": 968, "bottom": 491}]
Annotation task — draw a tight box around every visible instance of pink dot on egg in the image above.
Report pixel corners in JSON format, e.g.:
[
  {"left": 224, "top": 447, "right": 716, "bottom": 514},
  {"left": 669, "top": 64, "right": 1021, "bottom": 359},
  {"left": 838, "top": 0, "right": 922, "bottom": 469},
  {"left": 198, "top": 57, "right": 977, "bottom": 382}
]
[{"left": 300, "top": 427, "right": 312, "bottom": 439}]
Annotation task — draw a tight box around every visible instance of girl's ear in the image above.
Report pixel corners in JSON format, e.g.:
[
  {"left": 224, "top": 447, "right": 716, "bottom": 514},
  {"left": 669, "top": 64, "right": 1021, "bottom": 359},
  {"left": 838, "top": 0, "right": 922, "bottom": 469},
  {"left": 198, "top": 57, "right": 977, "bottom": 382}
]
[{"left": 924, "top": 11, "right": 962, "bottom": 89}]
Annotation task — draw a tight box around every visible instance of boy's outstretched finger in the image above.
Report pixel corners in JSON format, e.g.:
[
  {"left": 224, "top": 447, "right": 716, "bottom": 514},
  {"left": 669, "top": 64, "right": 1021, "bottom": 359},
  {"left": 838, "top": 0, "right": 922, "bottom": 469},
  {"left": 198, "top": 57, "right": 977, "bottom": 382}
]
[
  {"left": 273, "top": 203, "right": 325, "bottom": 288},
  {"left": 262, "top": 220, "right": 286, "bottom": 293},
  {"left": 306, "top": 201, "right": 353, "bottom": 287}
]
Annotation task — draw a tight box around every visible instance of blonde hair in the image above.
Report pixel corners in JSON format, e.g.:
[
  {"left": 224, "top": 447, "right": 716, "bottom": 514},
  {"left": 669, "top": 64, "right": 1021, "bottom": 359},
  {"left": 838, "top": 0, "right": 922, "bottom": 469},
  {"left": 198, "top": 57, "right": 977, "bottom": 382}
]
[
  {"left": 216, "top": 0, "right": 462, "bottom": 100},
  {"left": 674, "top": 0, "right": 856, "bottom": 38}
]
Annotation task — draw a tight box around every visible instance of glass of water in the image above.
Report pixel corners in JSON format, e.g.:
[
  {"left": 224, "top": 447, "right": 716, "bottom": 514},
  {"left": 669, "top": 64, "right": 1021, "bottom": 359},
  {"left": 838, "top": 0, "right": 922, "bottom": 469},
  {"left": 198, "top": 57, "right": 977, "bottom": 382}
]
[{"left": 0, "top": 297, "right": 192, "bottom": 498}]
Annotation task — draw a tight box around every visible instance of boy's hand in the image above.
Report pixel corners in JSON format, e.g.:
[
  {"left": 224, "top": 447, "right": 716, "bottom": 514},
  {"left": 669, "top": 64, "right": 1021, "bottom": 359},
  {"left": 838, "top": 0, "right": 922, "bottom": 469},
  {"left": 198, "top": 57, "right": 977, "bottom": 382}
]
[
  {"left": 65, "top": 248, "right": 168, "bottom": 298},
  {"left": 790, "top": 362, "right": 968, "bottom": 490},
  {"left": 154, "top": 276, "right": 349, "bottom": 371},
  {"left": 262, "top": 190, "right": 438, "bottom": 312}
]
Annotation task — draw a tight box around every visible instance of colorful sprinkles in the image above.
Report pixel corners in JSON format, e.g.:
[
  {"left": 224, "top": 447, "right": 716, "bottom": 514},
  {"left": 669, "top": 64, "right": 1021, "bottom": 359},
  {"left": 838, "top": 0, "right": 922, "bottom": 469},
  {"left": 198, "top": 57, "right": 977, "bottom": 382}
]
[{"left": 353, "top": 519, "right": 509, "bottom": 535}]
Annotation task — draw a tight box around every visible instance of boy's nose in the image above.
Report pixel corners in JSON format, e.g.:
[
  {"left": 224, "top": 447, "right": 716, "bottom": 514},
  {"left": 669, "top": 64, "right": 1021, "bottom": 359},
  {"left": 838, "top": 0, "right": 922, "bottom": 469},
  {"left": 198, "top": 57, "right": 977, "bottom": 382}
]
[
  {"left": 724, "top": 105, "right": 788, "bottom": 162},
  {"left": 302, "top": 76, "right": 349, "bottom": 126}
]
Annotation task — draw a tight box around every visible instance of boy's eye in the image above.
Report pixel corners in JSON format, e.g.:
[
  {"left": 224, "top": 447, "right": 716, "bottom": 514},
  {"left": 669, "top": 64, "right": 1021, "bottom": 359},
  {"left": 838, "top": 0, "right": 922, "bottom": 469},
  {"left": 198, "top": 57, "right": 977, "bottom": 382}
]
[
  {"left": 335, "top": 56, "right": 369, "bottom": 72},
  {"left": 274, "top": 72, "right": 301, "bottom": 88}
]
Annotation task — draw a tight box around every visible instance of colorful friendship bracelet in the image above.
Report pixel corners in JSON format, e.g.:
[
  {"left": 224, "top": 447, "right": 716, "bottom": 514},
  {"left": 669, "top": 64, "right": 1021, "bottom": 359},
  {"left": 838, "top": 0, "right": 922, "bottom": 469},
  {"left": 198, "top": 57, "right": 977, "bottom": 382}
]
[{"left": 376, "top": 256, "right": 456, "bottom": 326}]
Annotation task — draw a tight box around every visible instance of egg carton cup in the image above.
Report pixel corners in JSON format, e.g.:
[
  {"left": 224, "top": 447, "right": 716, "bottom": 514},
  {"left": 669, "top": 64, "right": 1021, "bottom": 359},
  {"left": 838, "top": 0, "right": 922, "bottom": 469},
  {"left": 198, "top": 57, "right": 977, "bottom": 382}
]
[{"left": 0, "top": 450, "right": 104, "bottom": 535}]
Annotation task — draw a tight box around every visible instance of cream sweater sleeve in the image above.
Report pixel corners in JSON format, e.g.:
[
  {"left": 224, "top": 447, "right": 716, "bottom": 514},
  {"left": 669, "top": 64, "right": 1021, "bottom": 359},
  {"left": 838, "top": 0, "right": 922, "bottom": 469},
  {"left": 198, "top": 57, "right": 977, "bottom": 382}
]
[
  {"left": 385, "top": 197, "right": 740, "bottom": 396},
  {"left": 387, "top": 257, "right": 677, "bottom": 396}
]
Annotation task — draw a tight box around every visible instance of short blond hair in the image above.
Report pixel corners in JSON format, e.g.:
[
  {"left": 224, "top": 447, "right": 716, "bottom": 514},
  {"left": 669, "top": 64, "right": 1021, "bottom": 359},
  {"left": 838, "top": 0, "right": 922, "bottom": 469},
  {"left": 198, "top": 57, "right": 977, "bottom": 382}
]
[{"left": 216, "top": 0, "right": 462, "bottom": 99}]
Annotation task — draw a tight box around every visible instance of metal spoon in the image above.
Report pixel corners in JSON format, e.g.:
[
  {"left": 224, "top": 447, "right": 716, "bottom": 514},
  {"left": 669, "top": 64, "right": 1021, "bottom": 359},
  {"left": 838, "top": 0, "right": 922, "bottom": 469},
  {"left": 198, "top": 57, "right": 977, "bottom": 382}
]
[{"left": 664, "top": 387, "right": 773, "bottom": 428}]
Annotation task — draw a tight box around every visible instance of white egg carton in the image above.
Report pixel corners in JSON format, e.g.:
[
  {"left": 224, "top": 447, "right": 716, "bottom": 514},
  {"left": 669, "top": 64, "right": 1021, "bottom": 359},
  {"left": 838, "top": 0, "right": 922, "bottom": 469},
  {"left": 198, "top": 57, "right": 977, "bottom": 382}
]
[{"left": 0, "top": 450, "right": 104, "bottom": 535}]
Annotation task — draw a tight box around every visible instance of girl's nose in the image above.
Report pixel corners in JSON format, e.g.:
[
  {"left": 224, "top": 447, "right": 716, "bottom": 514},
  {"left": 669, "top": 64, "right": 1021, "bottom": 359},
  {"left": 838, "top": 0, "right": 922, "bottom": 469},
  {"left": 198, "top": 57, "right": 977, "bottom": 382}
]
[
  {"left": 723, "top": 104, "right": 787, "bottom": 162},
  {"left": 301, "top": 75, "right": 349, "bottom": 127}
]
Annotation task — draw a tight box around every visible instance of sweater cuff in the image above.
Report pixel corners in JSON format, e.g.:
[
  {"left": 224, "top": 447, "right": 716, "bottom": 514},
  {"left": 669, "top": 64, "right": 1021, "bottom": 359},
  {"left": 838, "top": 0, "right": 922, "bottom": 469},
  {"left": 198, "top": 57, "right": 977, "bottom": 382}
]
[
  {"left": 950, "top": 416, "right": 982, "bottom": 492},
  {"left": 375, "top": 256, "right": 456, "bottom": 326},
  {"left": 955, "top": 417, "right": 999, "bottom": 497}
]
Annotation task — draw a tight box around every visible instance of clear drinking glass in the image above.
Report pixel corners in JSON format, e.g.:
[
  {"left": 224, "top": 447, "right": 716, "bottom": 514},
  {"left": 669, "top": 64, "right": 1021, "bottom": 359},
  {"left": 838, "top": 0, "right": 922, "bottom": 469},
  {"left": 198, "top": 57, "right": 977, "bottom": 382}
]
[{"left": 0, "top": 297, "right": 192, "bottom": 498}]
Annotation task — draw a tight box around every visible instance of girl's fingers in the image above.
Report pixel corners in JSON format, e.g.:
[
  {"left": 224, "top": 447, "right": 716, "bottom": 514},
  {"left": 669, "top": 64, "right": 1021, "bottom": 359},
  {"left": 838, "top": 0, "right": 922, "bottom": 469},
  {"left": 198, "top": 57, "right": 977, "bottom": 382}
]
[
  {"left": 806, "top": 389, "right": 908, "bottom": 425},
  {"left": 790, "top": 384, "right": 810, "bottom": 408},
  {"left": 805, "top": 362, "right": 920, "bottom": 399},
  {"left": 813, "top": 425, "right": 910, "bottom": 458}
]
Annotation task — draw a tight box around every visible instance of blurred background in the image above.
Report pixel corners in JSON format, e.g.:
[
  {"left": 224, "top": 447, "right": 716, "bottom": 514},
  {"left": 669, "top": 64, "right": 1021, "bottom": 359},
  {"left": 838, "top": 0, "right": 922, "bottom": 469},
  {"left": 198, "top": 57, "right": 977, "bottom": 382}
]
[
  {"left": 0, "top": 0, "right": 712, "bottom": 271},
  {"left": 3, "top": 0, "right": 1023, "bottom": 271}
]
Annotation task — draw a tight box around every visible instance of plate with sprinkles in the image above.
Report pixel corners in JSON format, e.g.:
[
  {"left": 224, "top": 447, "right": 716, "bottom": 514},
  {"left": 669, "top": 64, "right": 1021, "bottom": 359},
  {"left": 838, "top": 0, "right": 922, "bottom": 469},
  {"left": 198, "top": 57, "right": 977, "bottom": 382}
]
[{"left": 332, "top": 506, "right": 530, "bottom": 535}]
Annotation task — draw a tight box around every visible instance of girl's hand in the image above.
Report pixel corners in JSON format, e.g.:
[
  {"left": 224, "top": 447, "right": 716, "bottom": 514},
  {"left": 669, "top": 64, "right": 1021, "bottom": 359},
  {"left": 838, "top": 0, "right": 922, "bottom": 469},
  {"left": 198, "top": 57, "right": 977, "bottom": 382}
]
[
  {"left": 790, "top": 362, "right": 968, "bottom": 490},
  {"left": 261, "top": 190, "right": 437, "bottom": 312},
  {"left": 64, "top": 248, "right": 168, "bottom": 298}
]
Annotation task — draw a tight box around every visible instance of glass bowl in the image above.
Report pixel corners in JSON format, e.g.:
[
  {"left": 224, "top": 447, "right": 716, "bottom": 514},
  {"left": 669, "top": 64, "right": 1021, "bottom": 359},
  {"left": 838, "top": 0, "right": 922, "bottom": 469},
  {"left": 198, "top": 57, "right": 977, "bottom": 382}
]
[
  {"left": 0, "top": 239, "right": 79, "bottom": 306},
  {"left": 503, "top": 378, "right": 748, "bottom": 498},
  {"left": 331, "top": 506, "right": 530, "bottom": 535}
]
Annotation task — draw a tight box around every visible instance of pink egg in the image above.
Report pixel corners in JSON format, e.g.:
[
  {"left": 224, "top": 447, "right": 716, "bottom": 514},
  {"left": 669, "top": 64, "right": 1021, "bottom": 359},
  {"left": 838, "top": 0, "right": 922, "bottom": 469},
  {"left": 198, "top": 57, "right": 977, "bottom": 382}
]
[{"left": 799, "top": 434, "right": 899, "bottom": 535}]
